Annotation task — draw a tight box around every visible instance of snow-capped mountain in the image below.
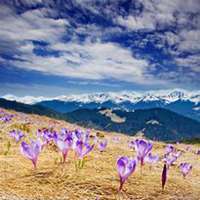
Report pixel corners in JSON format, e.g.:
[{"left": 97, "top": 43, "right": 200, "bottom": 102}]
[
  {"left": 57, "top": 90, "right": 200, "bottom": 104},
  {"left": 1, "top": 89, "right": 200, "bottom": 121},
  {"left": 2, "top": 89, "right": 199, "bottom": 104}
]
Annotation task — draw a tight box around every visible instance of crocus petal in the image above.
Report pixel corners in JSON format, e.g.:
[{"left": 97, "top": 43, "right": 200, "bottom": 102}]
[
  {"left": 75, "top": 140, "right": 94, "bottom": 159},
  {"left": 57, "top": 140, "right": 68, "bottom": 152},
  {"left": 179, "top": 162, "right": 192, "bottom": 177},
  {"left": 165, "top": 144, "right": 175, "bottom": 155},
  {"left": 9, "top": 130, "right": 24, "bottom": 143},
  {"left": 145, "top": 153, "right": 159, "bottom": 164},
  {"left": 117, "top": 156, "right": 128, "bottom": 178},
  {"left": 173, "top": 151, "right": 182, "bottom": 158},
  {"left": 21, "top": 142, "right": 35, "bottom": 160},
  {"left": 82, "top": 143, "right": 94, "bottom": 157},
  {"left": 98, "top": 139, "right": 108, "bottom": 152},
  {"left": 128, "top": 141, "right": 135, "bottom": 149},
  {"left": 163, "top": 154, "right": 177, "bottom": 167},
  {"left": 32, "top": 139, "right": 42, "bottom": 154},
  {"left": 75, "top": 140, "right": 83, "bottom": 157}
]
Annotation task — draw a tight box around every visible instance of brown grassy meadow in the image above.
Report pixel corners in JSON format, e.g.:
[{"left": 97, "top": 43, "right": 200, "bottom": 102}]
[{"left": 0, "top": 109, "right": 200, "bottom": 200}]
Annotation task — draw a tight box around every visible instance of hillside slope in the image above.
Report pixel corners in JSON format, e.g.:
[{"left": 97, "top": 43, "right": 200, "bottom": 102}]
[
  {"left": 0, "top": 98, "right": 64, "bottom": 120},
  {"left": 65, "top": 108, "right": 200, "bottom": 141},
  {"left": 1, "top": 98, "right": 200, "bottom": 141},
  {"left": 0, "top": 108, "right": 200, "bottom": 200}
]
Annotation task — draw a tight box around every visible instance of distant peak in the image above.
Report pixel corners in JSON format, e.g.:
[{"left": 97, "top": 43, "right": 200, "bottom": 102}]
[{"left": 1, "top": 89, "right": 200, "bottom": 104}]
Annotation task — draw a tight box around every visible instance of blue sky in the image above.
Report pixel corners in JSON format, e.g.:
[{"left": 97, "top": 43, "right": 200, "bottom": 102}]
[{"left": 0, "top": 0, "right": 200, "bottom": 97}]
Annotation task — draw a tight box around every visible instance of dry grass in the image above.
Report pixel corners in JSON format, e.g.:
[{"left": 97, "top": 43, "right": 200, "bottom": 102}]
[{"left": 0, "top": 109, "right": 200, "bottom": 200}]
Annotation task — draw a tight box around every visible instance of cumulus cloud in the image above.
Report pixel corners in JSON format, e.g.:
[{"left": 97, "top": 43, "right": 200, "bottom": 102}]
[
  {"left": 116, "top": 0, "right": 200, "bottom": 31},
  {"left": 0, "top": 2, "right": 166, "bottom": 86},
  {"left": 175, "top": 55, "right": 200, "bottom": 72},
  {"left": 0, "top": 0, "right": 200, "bottom": 90},
  {"left": 115, "top": 0, "right": 177, "bottom": 31},
  {"left": 0, "top": 5, "right": 69, "bottom": 55},
  {"left": 8, "top": 40, "right": 159, "bottom": 84},
  {"left": 178, "top": 30, "right": 200, "bottom": 53}
]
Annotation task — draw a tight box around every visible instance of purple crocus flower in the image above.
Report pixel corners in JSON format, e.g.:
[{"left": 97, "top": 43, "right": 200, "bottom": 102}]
[
  {"left": 75, "top": 140, "right": 94, "bottom": 159},
  {"left": 134, "top": 139, "right": 152, "bottom": 166},
  {"left": 73, "top": 129, "right": 89, "bottom": 143},
  {"left": 71, "top": 129, "right": 90, "bottom": 150},
  {"left": 116, "top": 156, "right": 137, "bottom": 191},
  {"left": 20, "top": 140, "right": 42, "bottom": 169},
  {"left": 54, "top": 132, "right": 73, "bottom": 163},
  {"left": 165, "top": 144, "right": 175, "bottom": 155},
  {"left": 9, "top": 130, "right": 24, "bottom": 143},
  {"left": 196, "top": 150, "right": 200, "bottom": 155},
  {"left": 144, "top": 153, "right": 159, "bottom": 164},
  {"left": 37, "top": 129, "right": 55, "bottom": 145},
  {"left": 185, "top": 146, "right": 192, "bottom": 152},
  {"left": 161, "top": 164, "right": 167, "bottom": 190},
  {"left": 60, "top": 128, "right": 69, "bottom": 136},
  {"left": 98, "top": 139, "right": 108, "bottom": 152},
  {"left": 179, "top": 162, "right": 192, "bottom": 178},
  {"left": 0, "top": 114, "right": 13, "bottom": 123},
  {"left": 163, "top": 154, "right": 177, "bottom": 168},
  {"left": 173, "top": 151, "right": 182, "bottom": 158},
  {"left": 128, "top": 140, "right": 135, "bottom": 149},
  {"left": 112, "top": 136, "right": 120, "bottom": 143}
]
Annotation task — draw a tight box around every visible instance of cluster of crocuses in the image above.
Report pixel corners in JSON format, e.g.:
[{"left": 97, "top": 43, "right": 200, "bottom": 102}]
[
  {"left": 7, "top": 128, "right": 194, "bottom": 192},
  {"left": 8, "top": 128, "right": 108, "bottom": 170},
  {"left": 0, "top": 111, "right": 14, "bottom": 123},
  {"left": 161, "top": 144, "right": 192, "bottom": 189},
  {"left": 163, "top": 144, "right": 182, "bottom": 167},
  {"left": 20, "top": 128, "right": 94, "bottom": 169},
  {"left": 116, "top": 139, "right": 159, "bottom": 191},
  {"left": 9, "top": 130, "right": 25, "bottom": 143},
  {"left": 117, "top": 140, "right": 194, "bottom": 191}
]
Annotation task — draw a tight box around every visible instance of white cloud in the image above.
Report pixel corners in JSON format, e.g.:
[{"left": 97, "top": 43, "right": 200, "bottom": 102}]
[
  {"left": 116, "top": 0, "right": 200, "bottom": 31},
  {"left": 116, "top": 14, "right": 156, "bottom": 31},
  {"left": 115, "top": 0, "right": 177, "bottom": 31},
  {"left": 115, "top": 0, "right": 200, "bottom": 62},
  {"left": 0, "top": 1, "right": 200, "bottom": 89},
  {"left": 9, "top": 40, "right": 163, "bottom": 85},
  {"left": 175, "top": 55, "right": 200, "bottom": 72},
  {"left": 178, "top": 30, "right": 200, "bottom": 52},
  {"left": 0, "top": 5, "right": 69, "bottom": 53},
  {"left": 162, "top": 29, "right": 200, "bottom": 75},
  {"left": 0, "top": 4, "right": 165, "bottom": 86}
]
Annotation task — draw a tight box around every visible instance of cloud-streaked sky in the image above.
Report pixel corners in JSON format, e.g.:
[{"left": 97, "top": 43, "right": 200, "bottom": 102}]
[{"left": 0, "top": 0, "right": 200, "bottom": 96}]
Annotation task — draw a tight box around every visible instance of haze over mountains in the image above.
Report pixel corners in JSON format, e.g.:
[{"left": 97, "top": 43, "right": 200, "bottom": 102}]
[{"left": 3, "top": 89, "right": 200, "bottom": 121}]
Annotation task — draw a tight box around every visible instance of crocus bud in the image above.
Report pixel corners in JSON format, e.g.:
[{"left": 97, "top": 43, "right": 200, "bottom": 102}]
[{"left": 162, "top": 164, "right": 167, "bottom": 190}]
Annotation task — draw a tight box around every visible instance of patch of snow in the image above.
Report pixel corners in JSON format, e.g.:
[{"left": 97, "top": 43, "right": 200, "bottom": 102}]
[
  {"left": 146, "top": 120, "right": 160, "bottom": 125},
  {"left": 99, "top": 109, "right": 126, "bottom": 123},
  {"left": 193, "top": 107, "right": 200, "bottom": 111}
]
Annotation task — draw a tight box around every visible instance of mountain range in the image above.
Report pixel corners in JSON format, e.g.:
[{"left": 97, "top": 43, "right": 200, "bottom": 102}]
[
  {"left": 65, "top": 108, "right": 200, "bottom": 141},
  {"left": 3, "top": 90, "right": 199, "bottom": 121}
]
